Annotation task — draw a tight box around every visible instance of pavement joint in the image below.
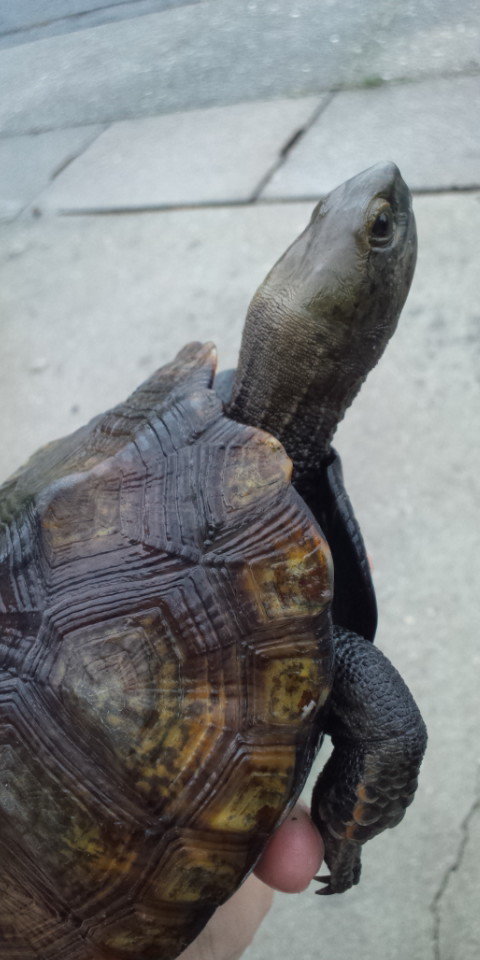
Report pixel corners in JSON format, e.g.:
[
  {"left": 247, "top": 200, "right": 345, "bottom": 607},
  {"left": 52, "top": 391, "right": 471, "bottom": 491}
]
[
  {"left": 20, "top": 122, "right": 109, "bottom": 218},
  {"left": 430, "top": 769, "right": 480, "bottom": 960},
  {"left": 250, "top": 94, "right": 334, "bottom": 202},
  {"left": 0, "top": 1, "right": 201, "bottom": 49},
  {"left": 0, "top": 69, "right": 478, "bottom": 142},
  {"left": 262, "top": 74, "right": 480, "bottom": 196},
  {"left": 49, "top": 124, "right": 108, "bottom": 182},
  {"left": 29, "top": 183, "right": 480, "bottom": 222},
  {"left": 4, "top": 70, "right": 479, "bottom": 220}
]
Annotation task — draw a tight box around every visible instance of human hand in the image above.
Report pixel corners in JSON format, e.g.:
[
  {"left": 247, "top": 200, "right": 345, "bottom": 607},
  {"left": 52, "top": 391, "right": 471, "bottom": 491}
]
[{"left": 177, "top": 805, "right": 324, "bottom": 960}]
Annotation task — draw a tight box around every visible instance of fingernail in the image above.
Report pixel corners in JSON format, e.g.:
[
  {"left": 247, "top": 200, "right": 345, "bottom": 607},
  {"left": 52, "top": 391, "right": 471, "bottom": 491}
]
[{"left": 289, "top": 802, "right": 309, "bottom": 822}]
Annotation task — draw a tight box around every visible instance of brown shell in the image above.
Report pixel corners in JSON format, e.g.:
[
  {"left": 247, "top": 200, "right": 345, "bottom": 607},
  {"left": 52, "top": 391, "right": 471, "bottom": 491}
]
[{"left": 0, "top": 343, "right": 333, "bottom": 959}]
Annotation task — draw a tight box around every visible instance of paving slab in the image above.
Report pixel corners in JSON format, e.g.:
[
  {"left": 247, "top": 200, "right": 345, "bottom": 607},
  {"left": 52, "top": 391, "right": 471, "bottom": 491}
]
[
  {"left": 34, "top": 98, "right": 322, "bottom": 212},
  {"left": 0, "top": 193, "right": 479, "bottom": 960},
  {"left": 0, "top": 0, "right": 199, "bottom": 50},
  {"left": 0, "top": 0, "right": 134, "bottom": 30},
  {"left": 0, "top": 124, "right": 103, "bottom": 220},
  {"left": 438, "top": 798, "right": 480, "bottom": 960},
  {"left": 0, "top": 0, "right": 479, "bottom": 134},
  {"left": 262, "top": 75, "right": 480, "bottom": 198}
]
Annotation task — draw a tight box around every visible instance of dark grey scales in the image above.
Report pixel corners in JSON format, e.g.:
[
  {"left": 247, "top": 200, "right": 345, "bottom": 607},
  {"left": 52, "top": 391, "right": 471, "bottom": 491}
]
[
  {"left": 221, "top": 161, "right": 427, "bottom": 894},
  {"left": 312, "top": 628, "right": 426, "bottom": 892}
]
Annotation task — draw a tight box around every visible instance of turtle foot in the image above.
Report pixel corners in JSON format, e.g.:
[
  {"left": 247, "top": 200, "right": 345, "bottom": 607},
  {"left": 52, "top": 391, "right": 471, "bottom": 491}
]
[{"left": 313, "top": 834, "right": 362, "bottom": 895}]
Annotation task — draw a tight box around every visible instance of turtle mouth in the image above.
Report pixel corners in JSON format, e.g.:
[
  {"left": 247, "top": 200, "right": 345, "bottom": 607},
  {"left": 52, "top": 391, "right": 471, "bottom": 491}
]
[{"left": 374, "top": 162, "right": 413, "bottom": 221}]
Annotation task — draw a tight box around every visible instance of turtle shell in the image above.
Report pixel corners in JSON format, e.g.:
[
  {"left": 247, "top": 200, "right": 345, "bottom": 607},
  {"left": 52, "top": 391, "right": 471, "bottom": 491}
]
[
  {"left": 215, "top": 370, "right": 378, "bottom": 643},
  {"left": 0, "top": 343, "right": 333, "bottom": 960},
  {"left": 305, "top": 449, "right": 377, "bottom": 643}
]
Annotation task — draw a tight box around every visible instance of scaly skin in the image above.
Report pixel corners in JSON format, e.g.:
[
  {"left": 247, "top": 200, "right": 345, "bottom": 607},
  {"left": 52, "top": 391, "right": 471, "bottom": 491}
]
[
  {"left": 312, "top": 629, "right": 427, "bottom": 894},
  {"left": 228, "top": 162, "right": 426, "bottom": 893},
  {"left": 228, "top": 162, "right": 417, "bottom": 481}
]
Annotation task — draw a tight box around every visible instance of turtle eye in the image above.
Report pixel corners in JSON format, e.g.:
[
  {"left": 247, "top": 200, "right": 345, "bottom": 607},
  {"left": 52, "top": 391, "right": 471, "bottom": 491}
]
[{"left": 369, "top": 204, "right": 394, "bottom": 247}]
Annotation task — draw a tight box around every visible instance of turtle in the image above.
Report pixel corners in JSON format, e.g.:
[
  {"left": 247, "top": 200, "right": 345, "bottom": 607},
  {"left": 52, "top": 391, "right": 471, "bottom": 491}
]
[{"left": 0, "top": 162, "right": 427, "bottom": 960}]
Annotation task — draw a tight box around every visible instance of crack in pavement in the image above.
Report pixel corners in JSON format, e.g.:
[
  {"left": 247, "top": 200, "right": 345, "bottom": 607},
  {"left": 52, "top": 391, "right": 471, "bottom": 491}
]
[
  {"left": 0, "top": 1, "right": 200, "bottom": 42},
  {"left": 249, "top": 94, "right": 336, "bottom": 203},
  {"left": 431, "top": 769, "right": 480, "bottom": 960}
]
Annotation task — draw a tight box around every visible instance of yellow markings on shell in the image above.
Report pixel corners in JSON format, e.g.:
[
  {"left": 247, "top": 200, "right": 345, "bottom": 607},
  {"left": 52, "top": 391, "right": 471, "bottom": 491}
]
[
  {"left": 57, "top": 616, "right": 231, "bottom": 807},
  {"left": 64, "top": 821, "right": 103, "bottom": 859},
  {"left": 92, "top": 847, "right": 138, "bottom": 878},
  {"left": 248, "top": 537, "right": 333, "bottom": 620},
  {"left": 159, "top": 846, "right": 241, "bottom": 903},
  {"left": 107, "top": 713, "right": 123, "bottom": 728},
  {"left": 201, "top": 748, "right": 295, "bottom": 834},
  {"left": 127, "top": 677, "right": 227, "bottom": 805},
  {"left": 102, "top": 932, "right": 135, "bottom": 951},
  {"left": 99, "top": 914, "right": 181, "bottom": 956},
  {"left": 63, "top": 821, "right": 138, "bottom": 878},
  {"left": 261, "top": 656, "right": 319, "bottom": 723},
  {"left": 223, "top": 439, "right": 292, "bottom": 510}
]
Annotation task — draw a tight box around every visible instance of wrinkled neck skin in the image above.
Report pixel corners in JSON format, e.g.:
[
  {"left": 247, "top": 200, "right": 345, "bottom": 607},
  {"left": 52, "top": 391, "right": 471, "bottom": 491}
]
[
  {"left": 228, "top": 290, "right": 373, "bottom": 489},
  {"left": 228, "top": 267, "right": 409, "bottom": 491},
  {"left": 227, "top": 163, "right": 417, "bottom": 492}
]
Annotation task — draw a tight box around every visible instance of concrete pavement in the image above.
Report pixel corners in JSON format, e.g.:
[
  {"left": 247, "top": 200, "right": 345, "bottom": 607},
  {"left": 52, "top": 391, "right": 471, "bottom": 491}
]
[
  {"left": 1, "top": 0, "right": 480, "bottom": 133},
  {"left": 0, "top": 3, "right": 479, "bottom": 960}
]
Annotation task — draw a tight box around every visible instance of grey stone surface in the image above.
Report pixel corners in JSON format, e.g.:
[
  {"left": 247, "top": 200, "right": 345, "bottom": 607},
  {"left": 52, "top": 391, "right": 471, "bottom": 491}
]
[
  {"left": 0, "top": 125, "right": 103, "bottom": 220},
  {"left": 0, "top": 193, "right": 479, "bottom": 959},
  {"left": 0, "top": 205, "right": 311, "bottom": 475},
  {"left": 0, "top": 0, "right": 479, "bottom": 134},
  {"left": 35, "top": 98, "right": 321, "bottom": 212},
  {"left": 0, "top": 0, "right": 134, "bottom": 29},
  {"left": 0, "top": 0, "right": 200, "bottom": 50},
  {"left": 437, "top": 796, "right": 480, "bottom": 960},
  {"left": 262, "top": 75, "right": 480, "bottom": 198}
]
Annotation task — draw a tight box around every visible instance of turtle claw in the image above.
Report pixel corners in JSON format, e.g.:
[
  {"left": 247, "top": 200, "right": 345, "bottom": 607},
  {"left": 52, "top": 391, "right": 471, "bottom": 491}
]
[
  {"left": 315, "top": 883, "right": 334, "bottom": 896},
  {"left": 314, "top": 875, "right": 333, "bottom": 895}
]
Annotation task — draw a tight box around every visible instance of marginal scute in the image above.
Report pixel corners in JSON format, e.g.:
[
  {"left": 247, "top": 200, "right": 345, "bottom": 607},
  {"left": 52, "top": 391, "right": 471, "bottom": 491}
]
[
  {"left": 245, "top": 626, "right": 332, "bottom": 729},
  {"left": 193, "top": 739, "right": 296, "bottom": 834},
  {"left": 246, "top": 534, "right": 332, "bottom": 620},
  {"left": 255, "top": 655, "right": 323, "bottom": 725},
  {"left": 0, "top": 343, "right": 333, "bottom": 959},
  {"left": 152, "top": 830, "right": 248, "bottom": 903}
]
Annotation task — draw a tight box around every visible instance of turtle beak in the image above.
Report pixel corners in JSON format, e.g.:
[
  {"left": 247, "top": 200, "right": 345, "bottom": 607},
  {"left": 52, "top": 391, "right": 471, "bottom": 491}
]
[{"left": 356, "top": 161, "right": 412, "bottom": 215}]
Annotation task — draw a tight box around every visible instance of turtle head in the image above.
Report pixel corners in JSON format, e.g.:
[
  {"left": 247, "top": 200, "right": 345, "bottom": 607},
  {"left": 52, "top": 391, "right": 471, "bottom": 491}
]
[
  {"left": 228, "top": 162, "right": 417, "bottom": 481},
  {"left": 287, "top": 161, "right": 417, "bottom": 364}
]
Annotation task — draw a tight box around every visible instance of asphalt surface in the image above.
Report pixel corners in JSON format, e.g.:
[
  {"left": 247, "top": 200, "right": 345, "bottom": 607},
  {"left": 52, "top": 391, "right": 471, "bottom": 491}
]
[{"left": 0, "top": 3, "right": 479, "bottom": 960}]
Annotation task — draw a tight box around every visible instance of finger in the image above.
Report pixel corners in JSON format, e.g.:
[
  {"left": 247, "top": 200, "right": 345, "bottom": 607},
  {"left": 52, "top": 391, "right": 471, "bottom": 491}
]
[
  {"left": 177, "top": 874, "right": 273, "bottom": 960},
  {"left": 254, "top": 803, "right": 324, "bottom": 893}
]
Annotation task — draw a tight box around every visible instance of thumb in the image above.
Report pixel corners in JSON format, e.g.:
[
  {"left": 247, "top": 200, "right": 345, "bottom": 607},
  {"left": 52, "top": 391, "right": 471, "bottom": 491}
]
[{"left": 254, "top": 804, "right": 324, "bottom": 893}]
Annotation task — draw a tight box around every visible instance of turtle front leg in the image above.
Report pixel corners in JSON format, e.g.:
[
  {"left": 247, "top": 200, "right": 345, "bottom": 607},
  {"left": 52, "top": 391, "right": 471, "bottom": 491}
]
[{"left": 311, "top": 627, "right": 427, "bottom": 895}]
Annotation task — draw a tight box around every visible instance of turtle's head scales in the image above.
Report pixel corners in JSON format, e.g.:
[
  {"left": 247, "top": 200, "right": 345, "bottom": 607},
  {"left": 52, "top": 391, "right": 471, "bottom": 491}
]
[{"left": 228, "top": 164, "right": 417, "bottom": 477}]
